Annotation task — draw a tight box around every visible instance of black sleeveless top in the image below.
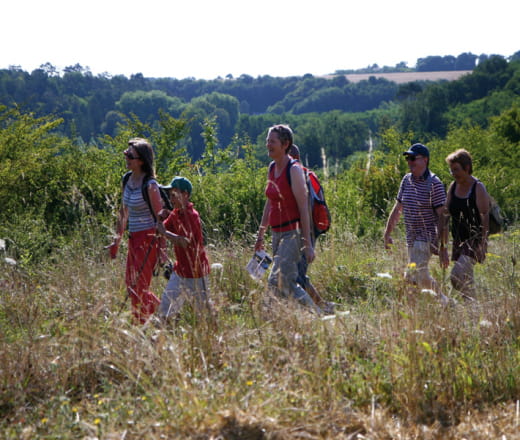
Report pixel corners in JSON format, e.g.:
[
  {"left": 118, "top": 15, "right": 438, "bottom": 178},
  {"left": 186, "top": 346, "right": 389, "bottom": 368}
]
[{"left": 448, "top": 180, "right": 483, "bottom": 261}]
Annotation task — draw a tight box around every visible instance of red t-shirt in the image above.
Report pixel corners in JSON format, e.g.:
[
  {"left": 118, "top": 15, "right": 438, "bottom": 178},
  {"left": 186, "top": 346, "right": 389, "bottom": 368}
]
[
  {"left": 163, "top": 202, "right": 210, "bottom": 278},
  {"left": 266, "top": 160, "right": 300, "bottom": 232}
]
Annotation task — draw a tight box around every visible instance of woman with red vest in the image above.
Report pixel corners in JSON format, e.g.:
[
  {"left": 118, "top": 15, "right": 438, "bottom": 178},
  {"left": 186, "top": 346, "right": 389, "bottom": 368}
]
[{"left": 254, "top": 124, "right": 319, "bottom": 311}]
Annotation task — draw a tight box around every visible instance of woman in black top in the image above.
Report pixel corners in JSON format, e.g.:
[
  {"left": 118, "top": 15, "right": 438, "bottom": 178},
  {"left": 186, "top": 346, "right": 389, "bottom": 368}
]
[{"left": 440, "top": 149, "right": 490, "bottom": 300}]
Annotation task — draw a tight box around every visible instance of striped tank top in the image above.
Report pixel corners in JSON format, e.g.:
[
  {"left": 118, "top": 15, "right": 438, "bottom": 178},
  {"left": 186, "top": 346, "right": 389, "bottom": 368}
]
[{"left": 123, "top": 179, "right": 157, "bottom": 232}]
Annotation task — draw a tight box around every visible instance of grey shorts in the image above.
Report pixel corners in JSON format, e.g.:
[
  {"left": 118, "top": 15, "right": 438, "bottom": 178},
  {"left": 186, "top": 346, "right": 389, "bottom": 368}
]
[{"left": 159, "top": 272, "right": 209, "bottom": 318}]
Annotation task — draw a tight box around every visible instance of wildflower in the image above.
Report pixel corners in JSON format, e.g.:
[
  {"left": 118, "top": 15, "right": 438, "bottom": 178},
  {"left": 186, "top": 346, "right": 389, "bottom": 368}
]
[
  {"left": 246, "top": 380, "right": 253, "bottom": 386},
  {"left": 41, "top": 418, "right": 49, "bottom": 424},
  {"left": 421, "top": 289, "right": 437, "bottom": 297},
  {"left": 94, "top": 418, "right": 101, "bottom": 425},
  {"left": 376, "top": 272, "right": 392, "bottom": 279},
  {"left": 408, "top": 262, "right": 417, "bottom": 269},
  {"left": 72, "top": 407, "right": 79, "bottom": 413}
]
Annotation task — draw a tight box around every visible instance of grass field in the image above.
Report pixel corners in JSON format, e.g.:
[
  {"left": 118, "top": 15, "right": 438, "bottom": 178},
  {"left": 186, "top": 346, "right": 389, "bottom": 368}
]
[
  {"left": 1, "top": 227, "right": 519, "bottom": 439},
  {"left": 327, "top": 70, "right": 473, "bottom": 84}
]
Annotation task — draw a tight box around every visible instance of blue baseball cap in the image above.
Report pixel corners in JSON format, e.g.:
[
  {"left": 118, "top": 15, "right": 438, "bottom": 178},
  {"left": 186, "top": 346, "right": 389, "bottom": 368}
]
[{"left": 403, "top": 143, "right": 429, "bottom": 158}]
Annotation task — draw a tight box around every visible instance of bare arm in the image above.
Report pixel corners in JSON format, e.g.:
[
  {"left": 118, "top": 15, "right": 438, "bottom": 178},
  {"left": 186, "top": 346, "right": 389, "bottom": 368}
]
[
  {"left": 475, "top": 181, "right": 490, "bottom": 261},
  {"left": 255, "top": 199, "right": 271, "bottom": 252},
  {"left": 383, "top": 200, "right": 402, "bottom": 249},
  {"left": 437, "top": 182, "right": 452, "bottom": 268},
  {"left": 106, "top": 191, "right": 129, "bottom": 258},
  {"left": 435, "top": 203, "right": 450, "bottom": 268},
  {"left": 156, "top": 221, "right": 189, "bottom": 248},
  {"left": 290, "top": 165, "right": 315, "bottom": 263},
  {"left": 438, "top": 182, "right": 452, "bottom": 249},
  {"left": 115, "top": 204, "right": 129, "bottom": 241},
  {"left": 147, "top": 182, "right": 165, "bottom": 222},
  {"left": 475, "top": 181, "right": 490, "bottom": 238}
]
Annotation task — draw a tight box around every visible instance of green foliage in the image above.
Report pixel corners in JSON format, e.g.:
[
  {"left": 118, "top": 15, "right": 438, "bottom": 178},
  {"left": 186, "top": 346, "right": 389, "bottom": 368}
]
[
  {"left": 328, "top": 128, "right": 411, "bottom": 237},
  {"left": 444, "top": 91, "right": 520, "bottom": 128},
  {"left": 0, "top": 106, "right": 63, "bottom": 216},
  {"left": 430, "top": 112, "right": 520, "bottom": 224},
  {"left": 0, "top": 106, "right": 121, "bottom": 263},
  {"left": 181, "top": 118, "right": 266, "bottom": 241},
  {"left": 399, "top": 56, "right": 520, "bottom": 139},
  {"left": 2, "top": 86, "right": 519, "bottom": 266},
  {"left": 491, "top": 104, "right": 520, "bottom": 143},
  {"left": 115, "top": 90, "right": 185, "bottom": 123},
  {"left": 190, "top": 160, "right": 267, "bottom": 241}
]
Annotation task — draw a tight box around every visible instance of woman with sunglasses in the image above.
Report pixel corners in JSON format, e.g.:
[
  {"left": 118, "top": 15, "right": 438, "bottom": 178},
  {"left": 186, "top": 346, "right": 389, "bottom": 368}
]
[
  {"left": 384, "top": 143, "right": 449, "bottom": 302},
  {"left": 106, "top": 138, "right": 163, "bottom": 324},
  {"left": 439, "top": 149, "right": 490, "bottom": 301}
]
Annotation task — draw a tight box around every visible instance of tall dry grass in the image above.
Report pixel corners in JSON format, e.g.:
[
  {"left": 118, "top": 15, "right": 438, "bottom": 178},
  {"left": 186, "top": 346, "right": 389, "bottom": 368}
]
[{"left": 1, "top": 227, "right": 519, "bottom": 439}]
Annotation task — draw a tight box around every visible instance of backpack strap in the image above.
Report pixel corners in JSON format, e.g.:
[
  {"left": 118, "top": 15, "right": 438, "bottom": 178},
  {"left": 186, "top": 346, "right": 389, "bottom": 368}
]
[
  {"left": 286, "top": 158, "right": 296, "bottom": 186},
  {"left": 122, "top": 171, "right": 132, "bottom": 188},
  {"left": 141, "top": 175, "right": 156, "bottom": 222},
  {"left": 268, "top": 158, "right": 297, "bottom": 186},
  {"left": 122, "top": 171, "right": 157, "bottom": 222}
]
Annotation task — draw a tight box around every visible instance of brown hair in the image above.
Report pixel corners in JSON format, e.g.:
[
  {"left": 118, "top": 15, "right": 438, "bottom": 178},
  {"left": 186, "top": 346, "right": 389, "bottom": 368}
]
[
  {"left": 128, "top": 137, "right": 155, "bottom": 178},
  {"left": 268, "top": 124, "right": 293, "bottom": 154},
  {"left": 446, "top": 148, "right": 473, "bottom": 174}
]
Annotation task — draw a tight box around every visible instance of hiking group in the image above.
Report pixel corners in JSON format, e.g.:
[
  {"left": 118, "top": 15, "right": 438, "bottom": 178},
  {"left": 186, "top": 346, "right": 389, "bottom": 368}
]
[{"left": 107, "top": 126, "right": 497, "bottom": 325}]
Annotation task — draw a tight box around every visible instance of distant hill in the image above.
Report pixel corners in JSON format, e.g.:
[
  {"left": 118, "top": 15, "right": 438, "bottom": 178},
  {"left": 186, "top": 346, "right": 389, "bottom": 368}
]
[{"left": 327, "top": 70, "right": 473, "bottom": 84}]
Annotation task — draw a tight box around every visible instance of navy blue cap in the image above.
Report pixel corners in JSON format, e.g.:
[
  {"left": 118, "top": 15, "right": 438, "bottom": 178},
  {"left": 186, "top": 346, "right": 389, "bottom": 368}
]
[{"left": 403, "top": 143, "right": 429, "bottom": 158}]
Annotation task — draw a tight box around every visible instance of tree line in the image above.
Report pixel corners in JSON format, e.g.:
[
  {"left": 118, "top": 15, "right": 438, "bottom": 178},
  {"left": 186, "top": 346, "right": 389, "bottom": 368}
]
[{"left": 1, "top": 52, "right": 518, "bottom": 168}]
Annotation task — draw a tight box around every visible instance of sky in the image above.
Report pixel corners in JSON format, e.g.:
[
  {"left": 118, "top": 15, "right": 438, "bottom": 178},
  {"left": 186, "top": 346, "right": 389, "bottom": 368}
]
[{"left": 2, "top": 0, "right": 518, "bottom": 80}]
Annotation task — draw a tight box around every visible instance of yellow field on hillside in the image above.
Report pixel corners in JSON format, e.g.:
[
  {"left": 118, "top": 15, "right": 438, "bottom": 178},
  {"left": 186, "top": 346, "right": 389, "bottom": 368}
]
[{"left": 328, "top": 70, "right": 473, "bottom": 83}]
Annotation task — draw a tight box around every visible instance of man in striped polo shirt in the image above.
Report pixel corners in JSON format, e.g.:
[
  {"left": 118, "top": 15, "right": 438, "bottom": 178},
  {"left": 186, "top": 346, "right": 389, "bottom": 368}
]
[{"left": 384, "top": 143, "right": 449, "bottom": 298}]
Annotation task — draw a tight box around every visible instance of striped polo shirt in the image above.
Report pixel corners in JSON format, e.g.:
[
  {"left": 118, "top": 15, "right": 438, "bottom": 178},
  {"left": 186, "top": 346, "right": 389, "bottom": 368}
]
[
  {"left": 397, "top": 170, "right": 446, "bottom": 248},
  {"left": 123, "top": 179, "right": 157, "bottom": 232}
]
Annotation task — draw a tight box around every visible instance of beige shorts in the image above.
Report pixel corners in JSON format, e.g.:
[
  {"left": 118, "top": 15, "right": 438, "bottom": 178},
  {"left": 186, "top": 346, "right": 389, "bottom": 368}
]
[{"left": 405, "top": 240, "right": 435, "bottom": 288}]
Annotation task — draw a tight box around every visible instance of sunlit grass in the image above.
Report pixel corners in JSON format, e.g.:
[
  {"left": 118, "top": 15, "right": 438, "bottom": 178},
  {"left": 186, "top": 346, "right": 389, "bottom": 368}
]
[{"left": 0, "top": 227, "right": 519, "bottom": 438}]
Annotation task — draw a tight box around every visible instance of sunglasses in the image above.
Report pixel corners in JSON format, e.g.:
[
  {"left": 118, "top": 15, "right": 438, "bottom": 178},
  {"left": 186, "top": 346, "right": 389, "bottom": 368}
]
[
  {"left": 405, "top": 155, "right": 423, "bottom": 162},
  {"left": 124, "top": 149, "right": 140, "bottom": 160}
]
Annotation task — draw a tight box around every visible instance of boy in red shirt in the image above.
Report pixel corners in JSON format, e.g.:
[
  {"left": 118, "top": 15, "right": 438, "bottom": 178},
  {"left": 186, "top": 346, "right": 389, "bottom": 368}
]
[{"left": 156, "top": 176, "right": 211, "bottom": 320}]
